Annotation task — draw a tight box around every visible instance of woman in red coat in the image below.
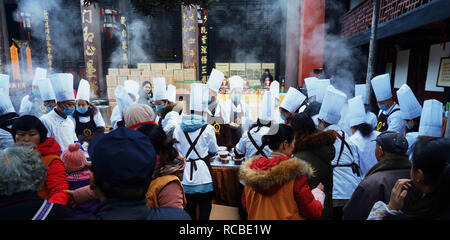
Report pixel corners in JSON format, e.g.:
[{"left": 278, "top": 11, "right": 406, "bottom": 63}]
[
  {"left": 12, "top": 115, "right": 69, "bottom": 206},
  {"left": 239, "top": 124, "right": 325, "bottom": 220}
]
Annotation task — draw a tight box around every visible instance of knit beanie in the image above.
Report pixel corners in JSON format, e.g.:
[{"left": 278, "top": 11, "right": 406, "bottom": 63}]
[{"left": 62, "top": 143, "right": 87, "bottom": 173}]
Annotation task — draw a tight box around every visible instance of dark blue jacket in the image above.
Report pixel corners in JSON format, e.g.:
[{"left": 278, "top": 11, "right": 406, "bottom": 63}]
[
  {"left": 91, "top": 199, "right": 191, "bottom": 220},
  {"left": 0, "top": 191, "right": 74, "bottom": 220}
]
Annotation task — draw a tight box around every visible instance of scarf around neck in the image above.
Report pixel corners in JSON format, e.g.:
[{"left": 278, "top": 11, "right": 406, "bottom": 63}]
[{"left": 180, "top": 114, "right": 206, "bottom": 132}]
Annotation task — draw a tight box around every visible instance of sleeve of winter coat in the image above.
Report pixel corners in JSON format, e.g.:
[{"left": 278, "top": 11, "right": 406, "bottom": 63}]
[
  {"left": 293, "top": 176, "right": 323, "bottom": 219},
  {"left": 72, "top": 185, "right": 97, "bottom": 204},
  {"left": 158, "top": 181, "right": 185, "bottom": 209},
  {"left": 46, "top": 160, "right": 70, "bottom": 205},
  {"left": 367, "top": 201, "right": 403, "bottom": 220}
]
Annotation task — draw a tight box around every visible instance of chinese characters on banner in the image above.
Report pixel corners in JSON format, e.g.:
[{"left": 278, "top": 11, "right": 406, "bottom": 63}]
[
  {"left": 43, "top": 10, "right": 53, "bottom": 71},
  {"left": 181, "top": 6, "right": 198, "bottom": 81},
  {"left": 120, "top": 15, "right": 129, "bottom": 68},
  {"left": 199, "top": 9, "right": 208, "bottom": 83},
  {"left": 80, "top": 0, "right": 104, "bottom": 99}
]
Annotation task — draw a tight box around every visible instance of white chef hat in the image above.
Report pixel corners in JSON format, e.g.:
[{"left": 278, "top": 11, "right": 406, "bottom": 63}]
[
  {"left": 229, "top": 76, "right": 244, "bottom": 92},
  {"left": 0, "top": 91, "right": 14, "bottom": 115},
  {"left": 347, "top": 96, "right": 366, "bottom": 127},
  {"left": 115, "top": 85, "right": 134, "bottom": 117},
  {"left": 166, "top": 84, "right": 177, "bottom": 103},
  {"left": 259, "top": 91, "right": 273, "bottom": 121},
  {"left": 49, "top": 73, "right": 75, "bottom": 102},
  {"left": 38, "top": 78, "right": 56, "bottom": 101},
  {"left": 190, "top": 83, "right": 209, "bottom": 112},
  {"left": 280, "top": 87, "right": 306, "bottom": 113},
  {"left": 124, "top": 80, "right": 140, "bottom": 102},
  {"left": 0, "top": 74, "right": 9, "bottom": 96},
  {"left": 316, "top": 79, "right": 331, "bottom": 103},
  {"left": 76, "top": 79, "right": 91, "bottom": 102},
  {"left": 207, "top": 68, "right": 224, "bottom": 93},
  {"left": 270, "top": 80, "right": 280, "bottom": 100},
  {"left": 32, "top": 68, "right": 47, "bottom": 87},
  {"left": 418, "top": 99, "right": 443, "bottom": 138},
  {"left": 396, "top": 84, "right": 422, "bottom": 120},
  {"left": 152, "top": 77, "right": 167, "bottom": 101},
  {"left": 371, "top": 74, "right": 392, "bottom": 102},
  {"left": 318, "top": 85, "right": 347, "bottom": 125},
  {"left": 304, "top": 77, "right": 319, "bottom": 98},
  {"left": 355, "top": 84, "right": 368, "bottom": 105}
]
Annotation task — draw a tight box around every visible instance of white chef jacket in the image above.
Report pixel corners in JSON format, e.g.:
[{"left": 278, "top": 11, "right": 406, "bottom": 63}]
[
  {"left": 366, "top": 111, "right": 378, "bottom": 130},
  {"left": 110, "top": 106, "right": 121, "bottom": 129},
  {"left": 19, "top": 95, "right": 43, "bottom": 117},
  {"left": 0, "top": 128, "right": 14, "bottom": 149},
  {"left": 235, "top": 126, "right": 272, "bottom": 160},
  {"left": 349, "top": 130, "right": 380, "bottom": 177},
  {"left": 69, "top": 111, "right": 106, "bottom": 129},
  {"left": 173, "top": 124, "right": 218, "bottom": 186},
  {"left": 405, "top": 132, "right": 419, "bottom": 161},
  {"left": 377, "top": 104, "right": 405, "bottom": 133},
  {"left": 40, "top": 109, "right": 78, "bottom": 151},
  {"left": 325, "top": 124, "right": 362, "bottom": 200},
  {"left": 161, "top": 111, "right": 181, "bottom": 136}
]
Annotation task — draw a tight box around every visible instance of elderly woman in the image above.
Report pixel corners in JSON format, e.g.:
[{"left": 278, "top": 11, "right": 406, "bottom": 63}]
[
  {"left": 11, "top": 115, "right": 69, "bottom": 206},
  {"left": 0, "top": 144, "right": 74, "bottom": 220},
  {"left": 123, "top": 104, "right": 157, "bottom": 130}
]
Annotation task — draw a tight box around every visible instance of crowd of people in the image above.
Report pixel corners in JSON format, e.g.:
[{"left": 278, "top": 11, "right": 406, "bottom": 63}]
[{"left": 0, "top": 66, "right": 449, "bottom": 220}]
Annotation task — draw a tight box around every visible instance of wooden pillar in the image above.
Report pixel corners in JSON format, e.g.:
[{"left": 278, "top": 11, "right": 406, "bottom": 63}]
[
  {"left": 181, "top": 6, "right": 199, "bottom": 81},
  {"left": 80, "top": 0, "right": 105, "bottom": 100},
  {"left": 298, "top": 0, "right": 325, "bottom": 87}
]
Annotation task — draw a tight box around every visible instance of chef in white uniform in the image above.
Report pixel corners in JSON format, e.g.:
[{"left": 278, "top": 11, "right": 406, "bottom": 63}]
[
  {"left": 355, "top": 84, "right": 378, "bottom": 129},
  {"left": 396, "top": 84, "right": 422, "bottom": 159},
  {"left": 37, "top": 77, "right": 57, "bottom": 114},
  {"left": 172, "top": 83, "right": 218, "bottom": 220},
  {"left": 220, "top": 76, "right": 253, "bottom": 145},
  {"left": 317, "top": 85, "right": 361, "bottom": 217},
  {"left": 347, "top": 96, "right": 380, "bottom": 176},
  {"left": 206, "top": 69, "right": 225, "bottom": 125},
  {"left": 110, "top": 80, "right": 140, "bottom": 129},
  {"left": 153, "top": 78, "right": 181, "bottom": 136},
  {"left": 69, "top": 79, "right": 106, "bottom": 144},
  {"left": 39, "top": 73, "right": 78, "bottom": 151},
  {"left": 234, "top": 90, "right": 273, "bottom": 160},
  {"left": 279, "top": 87, "right": 306, "bottom": 124},
  {"left": 371, "top": 74, "right": 405, "bottom": 133},
  {"left": 19, "top": 68, "right": 46, "bottom": 117}
]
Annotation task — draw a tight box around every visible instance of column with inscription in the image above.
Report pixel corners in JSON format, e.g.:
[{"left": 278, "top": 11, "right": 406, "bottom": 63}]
[
  {"left": 181, "top": 6, "right": 199, "bottom": 82},
  {"left": 80, "top": 0, "right": 105, "bottom": 100}
]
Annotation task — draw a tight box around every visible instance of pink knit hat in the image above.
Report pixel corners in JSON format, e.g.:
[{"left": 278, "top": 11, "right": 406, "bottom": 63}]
[{"left": 61, "top": 143, "right": 87, "bottom": 173}]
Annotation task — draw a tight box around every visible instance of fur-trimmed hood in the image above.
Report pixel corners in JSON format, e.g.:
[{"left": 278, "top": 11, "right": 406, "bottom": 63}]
[{"left": 239, "top": 155, "right": 314, "bottom": 195}]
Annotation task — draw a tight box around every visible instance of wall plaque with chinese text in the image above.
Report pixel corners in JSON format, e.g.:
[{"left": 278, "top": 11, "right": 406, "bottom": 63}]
[{"left": 437, "top": 57, "right": 450, "bottom": 88}]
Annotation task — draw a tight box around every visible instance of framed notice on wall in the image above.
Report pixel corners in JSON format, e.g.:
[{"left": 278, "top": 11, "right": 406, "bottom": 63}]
[{"left": 437, "top": 57, "right": 450, "bottom": 87}]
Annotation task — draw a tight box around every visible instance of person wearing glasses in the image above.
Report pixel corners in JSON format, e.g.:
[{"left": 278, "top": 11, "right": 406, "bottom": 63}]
[{"left": 39, "top": 73, "right": 78, "bottom": 151}]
